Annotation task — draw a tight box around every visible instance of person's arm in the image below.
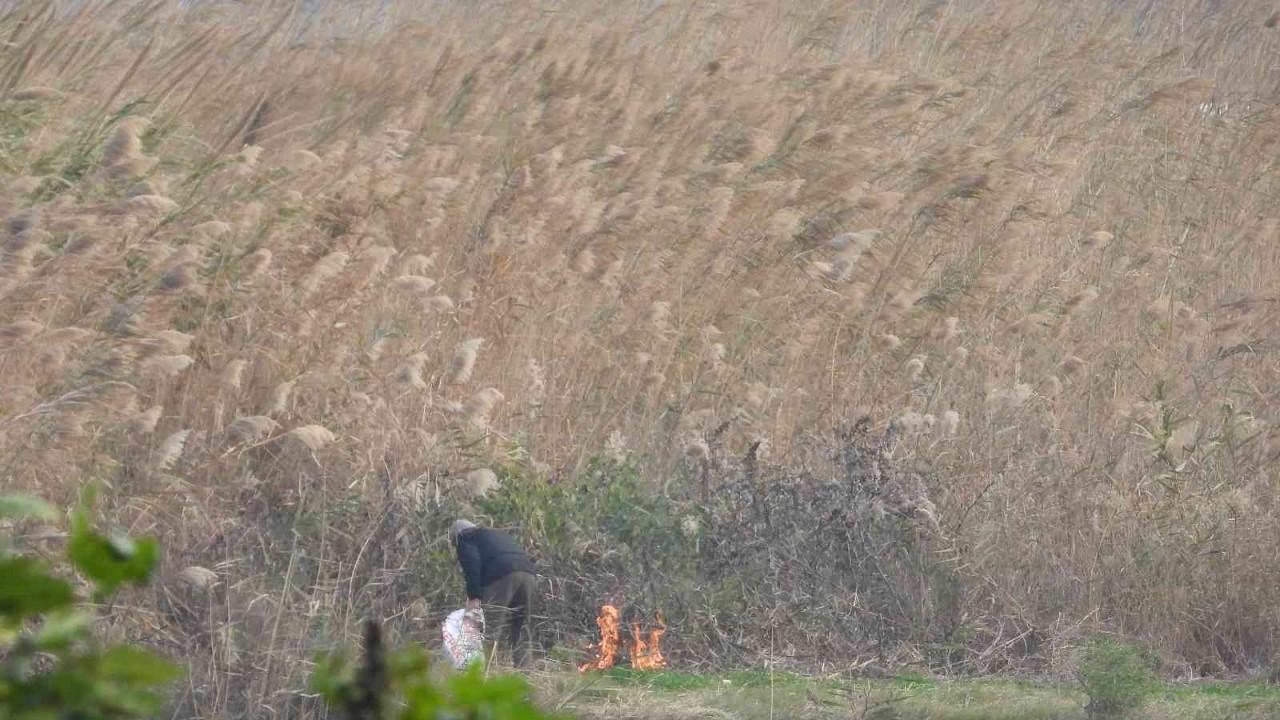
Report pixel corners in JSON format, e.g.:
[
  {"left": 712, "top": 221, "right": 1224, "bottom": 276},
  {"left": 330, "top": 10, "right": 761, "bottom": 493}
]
[{"left": 455, "top": 535, "right": 485, "bottom": 603}]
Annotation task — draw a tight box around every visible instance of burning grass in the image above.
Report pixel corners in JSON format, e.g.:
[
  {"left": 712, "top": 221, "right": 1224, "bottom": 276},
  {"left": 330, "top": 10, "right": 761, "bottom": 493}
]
[
  {"left": 579, "top": 605, "right": 623, "bottom": 672},
  {"left": 579, "top": 605, "right": 667, "bottom": 673}
]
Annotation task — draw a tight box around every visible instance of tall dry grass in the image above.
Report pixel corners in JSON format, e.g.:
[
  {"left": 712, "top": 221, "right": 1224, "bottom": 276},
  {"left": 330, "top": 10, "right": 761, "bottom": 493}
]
[{"left": 3, "top": 0, "right": 1280, "bottom": 713}]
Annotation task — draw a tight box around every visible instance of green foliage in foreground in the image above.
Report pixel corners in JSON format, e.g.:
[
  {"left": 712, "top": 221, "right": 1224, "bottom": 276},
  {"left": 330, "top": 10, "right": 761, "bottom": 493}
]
[
  {"left": 4, "top": 488, "right": 559, "bottom": 720},
  {"left": 1078, "top": 637, "right": 1160, "bottom": 718},
  {"left": 313, "top": 620, "right": 566, "bottom": 720},
  {"left": 0, "top": 487, "right": 181, "bottom": 720}
]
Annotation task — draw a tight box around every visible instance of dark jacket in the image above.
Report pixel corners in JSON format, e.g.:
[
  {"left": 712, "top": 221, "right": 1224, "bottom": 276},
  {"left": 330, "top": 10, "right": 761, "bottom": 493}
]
[{"left": 455, "top": 527, "right": 536, "bottom": 600}]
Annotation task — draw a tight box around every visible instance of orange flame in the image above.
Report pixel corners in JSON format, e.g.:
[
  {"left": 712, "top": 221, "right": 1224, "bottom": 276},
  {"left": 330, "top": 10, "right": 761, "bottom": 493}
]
[
  {"left": 630, "top": 613, "right": 667, "bottom": 670},
  {"left": 580, "top": 605, "right": 667, "bottom": 672},
  {"left": 578, "top": 604, "right": 621, "bottom": 671}
]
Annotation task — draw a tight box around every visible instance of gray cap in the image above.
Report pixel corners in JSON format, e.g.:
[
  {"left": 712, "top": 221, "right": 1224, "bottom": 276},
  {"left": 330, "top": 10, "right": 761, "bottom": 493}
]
[{"left": 450, "top": 519, "right": 477, "bottom": 545}]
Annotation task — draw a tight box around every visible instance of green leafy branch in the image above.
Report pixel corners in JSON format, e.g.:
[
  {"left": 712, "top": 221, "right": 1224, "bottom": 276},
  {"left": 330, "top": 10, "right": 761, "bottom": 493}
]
[{"left": 0, "top": 486, "right": 182, "bottom": 720}]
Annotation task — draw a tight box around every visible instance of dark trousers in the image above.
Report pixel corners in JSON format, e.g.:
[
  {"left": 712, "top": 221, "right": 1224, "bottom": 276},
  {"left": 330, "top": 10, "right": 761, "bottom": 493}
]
[{"left": 481, "top": 571, "right": 536, "bottom": 667}]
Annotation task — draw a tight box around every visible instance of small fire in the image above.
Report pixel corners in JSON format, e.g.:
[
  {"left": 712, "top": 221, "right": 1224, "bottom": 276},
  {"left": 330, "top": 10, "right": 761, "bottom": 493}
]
[
  {"left": 578, "top": 604, "right": 621, "bottom": 672},
  {"left": 580, "top": 605, "right": 667, "bottom": 672},
  {"left": 630, "top": 613, "right": 666, "bottom": 670}
]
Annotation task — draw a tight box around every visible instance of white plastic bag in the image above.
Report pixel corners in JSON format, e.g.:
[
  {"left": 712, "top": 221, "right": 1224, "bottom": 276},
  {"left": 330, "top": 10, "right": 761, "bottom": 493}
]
[{"left": 442, "top": 607, "right": 485, "bottom": 669}]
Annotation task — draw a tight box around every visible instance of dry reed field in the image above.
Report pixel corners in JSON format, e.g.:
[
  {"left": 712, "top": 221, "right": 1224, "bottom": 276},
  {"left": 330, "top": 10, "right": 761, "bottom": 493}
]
[{"left": 4, "top": 0, "right": 1280, "bottom": 716}]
